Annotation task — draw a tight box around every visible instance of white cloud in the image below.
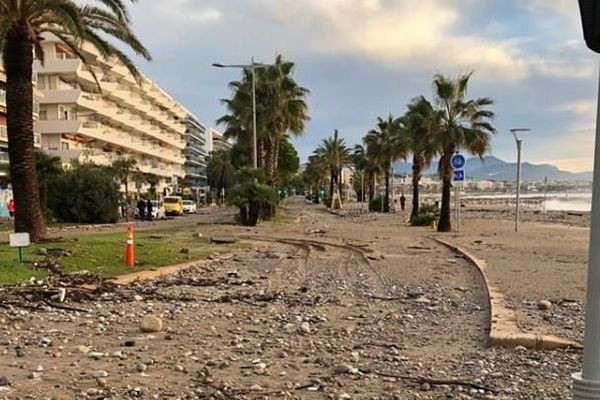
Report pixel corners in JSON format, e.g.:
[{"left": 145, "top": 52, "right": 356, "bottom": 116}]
[{"left": 552, "top": 99, "right": 597, "bottom": 116}]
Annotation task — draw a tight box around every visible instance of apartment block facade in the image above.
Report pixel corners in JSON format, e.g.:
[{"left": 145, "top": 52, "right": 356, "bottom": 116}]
[
  {"left": 33, "top": 33, "right": 204, "bottom": 192},
  {"left": 184, "top": 115, "right": 208, "bottom": 188}
]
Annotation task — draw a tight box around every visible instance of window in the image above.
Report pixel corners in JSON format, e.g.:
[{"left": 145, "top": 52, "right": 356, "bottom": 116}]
[
  {"left": 61, "top": 142, "right": 70, "bottom": 150},
  {"left": 39, "top": 110, "right": 47, "bottom": 120}
]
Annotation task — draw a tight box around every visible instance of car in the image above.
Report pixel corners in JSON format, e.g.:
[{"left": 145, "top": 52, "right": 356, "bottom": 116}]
[
  {"left": 133, "top": 200, "right": 166, "bottom": 220},
  {"left": 182, "top": 200, "right": 197, "bottom": 214},
  {"left": 163, "top": 196, "right": 184, "bottom": 216}
]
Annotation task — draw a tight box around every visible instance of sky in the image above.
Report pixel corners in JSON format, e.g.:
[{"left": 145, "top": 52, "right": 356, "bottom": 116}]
[{"left": 126, "top": 0, "right": 598, "bottom": 172}]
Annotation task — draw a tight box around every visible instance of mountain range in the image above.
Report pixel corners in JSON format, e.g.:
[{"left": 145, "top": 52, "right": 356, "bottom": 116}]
[{"left": 393, "top": 156, "right": 593, "bottom": 182}]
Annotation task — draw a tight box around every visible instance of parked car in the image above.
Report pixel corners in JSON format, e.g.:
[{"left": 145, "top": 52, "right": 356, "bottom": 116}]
[
  {"left": 182, "top": 200, "right": 197, "bottom": 214},
  {"left": 163, "top": 196, "right": 184, "bottom": 216},
  {"left": 134, "top": 200, "right": 166, "bottom": 220}
]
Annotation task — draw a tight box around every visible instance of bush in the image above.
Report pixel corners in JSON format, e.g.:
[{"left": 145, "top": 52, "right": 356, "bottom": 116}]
[
  {"left": 48, "top": 163, "right": 120, "bottom": 224},
  {"left": 369, "top": 196, "right": 389, "bottom": 212},
  {"left": 410, "top": 203, "right": 440, "bottom": 226},
  {"left": 228, "top": 168, "right": 278, "bottom": 226}
]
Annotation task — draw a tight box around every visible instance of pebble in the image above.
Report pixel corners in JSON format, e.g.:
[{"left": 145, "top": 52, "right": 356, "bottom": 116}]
[
  {"left": 77, "top": 345, "right": 91, "bottom": 354},
  {"left": 538, "top": 300, "right": 552, "bottom": 311},
  {"left": 250, "top": 384, "right": 263, "bottom": 391},
  {"left": 136, "top": 363, "right": 148, "bottom": 372},
  {"left": 141, "top": 315, "right": 163, "bottom": 332},
  {"left": 92, "top": 370, "right": 108, "bottom": 378},
  {"left": 88, "top": 352, "right": 104, "bottom": 360},
  {"left": 299, "top": 322, "right": 311, "bottom": 334}
]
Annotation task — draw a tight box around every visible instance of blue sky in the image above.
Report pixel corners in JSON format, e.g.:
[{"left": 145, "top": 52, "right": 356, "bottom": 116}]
[{"left": 128, "top": 0, "right": 596, "bottom": 172}]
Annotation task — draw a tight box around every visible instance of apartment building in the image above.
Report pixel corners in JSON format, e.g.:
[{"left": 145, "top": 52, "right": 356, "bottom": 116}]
[
  {"left": 33, "top": 33, "right": 199, "bottom": 192},
  {"left": 206, "top": 127, "right": 231, "bottom": 154},
  {"left": 184, "top": 115, "right": 208, "bottom": 188},
  {"left": 0, "top": 64, "right": 42, "bottom": 172}
]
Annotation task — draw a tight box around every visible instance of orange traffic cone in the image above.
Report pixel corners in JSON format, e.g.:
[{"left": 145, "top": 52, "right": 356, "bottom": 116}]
[{"left": 125, "top": 225, "right": 135, "bottom": 267}]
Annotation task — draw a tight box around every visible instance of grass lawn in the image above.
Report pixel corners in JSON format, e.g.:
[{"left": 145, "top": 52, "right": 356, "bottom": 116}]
[{"left": 0, "top": 228, "right": 239, "bottom": 286}]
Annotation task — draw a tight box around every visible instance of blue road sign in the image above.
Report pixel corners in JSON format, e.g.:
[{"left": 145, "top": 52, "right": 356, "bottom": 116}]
[
  {"left": 451, "top": 154, "right": 466, "bottom": 169},
  {"left": 453, "top": 169, "right": 465, "bottom": 182}
]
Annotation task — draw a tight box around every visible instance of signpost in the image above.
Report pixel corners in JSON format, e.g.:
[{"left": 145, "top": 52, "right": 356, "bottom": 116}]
[
  {"left": 9, "top": 233, "right": 30, "bottom": 262},
  {"left": 451, "top": 154, "right": 465, "bottom": 232}
]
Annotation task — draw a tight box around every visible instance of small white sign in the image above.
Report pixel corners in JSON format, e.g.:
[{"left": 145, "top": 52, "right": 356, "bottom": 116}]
[{"left": 9, "top": 233, "right": 30, "bottom": 248}]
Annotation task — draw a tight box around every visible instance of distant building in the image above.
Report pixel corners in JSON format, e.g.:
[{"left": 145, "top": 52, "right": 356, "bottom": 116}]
[
  {"left": 183, "top": 115, "right": 208, "bottom": 188},
  {"left": 207, "top": 128, "right": 231, "bottom": 153}
]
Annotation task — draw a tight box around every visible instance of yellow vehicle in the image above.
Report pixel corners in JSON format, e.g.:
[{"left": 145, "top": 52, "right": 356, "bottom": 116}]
[{"left": 163, "top": 196, "right": 184, "bottom": 216}]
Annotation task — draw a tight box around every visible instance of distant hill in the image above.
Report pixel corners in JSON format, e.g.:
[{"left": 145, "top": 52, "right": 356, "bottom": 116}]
[{"left": 393, "top": 156, "right": 593, "bottom": 182}]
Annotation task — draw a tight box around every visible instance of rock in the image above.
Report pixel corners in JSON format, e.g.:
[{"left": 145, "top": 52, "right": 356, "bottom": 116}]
[
  {"left": 140, "top": 315, "right": 163, "bottom": 332},
  {"left": 333, "top": 364, "right": 359, "bottom": 375},
  {"left": 180, "top": 248, "right": 190, "bottom": 254},
  {"left": 299, "top": 322, "right": 311, "bottom": 334},
  {"left": 34, "top": 365, "right": 44, "bottom": 372},
  {"left": 52, "top": 394, "right": 72, "bottom": 400},
  {"left": 88, "top": 352, "right": 104, "bottom": 360},
  {"left": 92, "top": 370, "right": 108, "bottom": 378},
  {"left": 415, "top": 296, "right": 432, "bottom": 304},
  {"left": 16, "top": 348, "right": 24, "bottom": 357},
  {"left": 124, "top": 340, "right": 136, "bottom": 347},
  {"left": 77, "top": 345, "right": 91, "bottom": 354},
  {"left": 420, "top": 382, "right": 431, "bottom": 391},
  {"left": 0, "top": 376, "right": 10, "bottom": 387},
  {"left": 133, "top": 295, "right": 143, "bottom": 302},
  {"left": 96, "top": 377, "right": 108, "bottom": 388},
  {"left": 338, "top": 393, "right": 351, "bottom": 400},
  {"left": 37, "top": 248, "right": 48, "bottom": 256},
  {"left": 250, "top": 384, "right": 263, "bottom": 391},
  {"left": 175, "top": 365, "right": 184, "bottom": 372},
  {"left": 538, "top": 300, "right": 552, "bottom": 311},
  {"left": 210, "top": 236, "right": 237, "bottom": 244},
  {"left": 136, "top": 363, "right": 148, "bottom": 372},
  {"left": 28, "top": 371, "right": 41, "bottom": 380}
]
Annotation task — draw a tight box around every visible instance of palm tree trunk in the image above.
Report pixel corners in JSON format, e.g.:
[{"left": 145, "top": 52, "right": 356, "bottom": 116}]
[
  {"left": 411, "top": 154, "right": 423, "bottom": 220},
  {"left": 368, "top": 173, "right": 375, "bottom": 204},
  {"left": 384, "top": 165, "right": 390, "bottom": 213},
  {"left": 4, "top": 28, "right": 47, "bottom": 241},
  {"left": 438, "top": 148, "right": 454, "bottom": 232}
]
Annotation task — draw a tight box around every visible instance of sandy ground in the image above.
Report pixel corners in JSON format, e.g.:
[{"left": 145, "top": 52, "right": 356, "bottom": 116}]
[{"left": 0, "top": 199, "right": 586, "bottom": 399}]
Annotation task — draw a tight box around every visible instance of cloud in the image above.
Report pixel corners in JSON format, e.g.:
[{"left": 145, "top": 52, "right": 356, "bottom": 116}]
[{"left": 552, "top": 99, "right": 597, "bottom": 116}]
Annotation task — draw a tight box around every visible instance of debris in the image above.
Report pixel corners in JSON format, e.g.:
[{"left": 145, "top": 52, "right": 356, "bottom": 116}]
[{"left": 140, "top": 315, "right": 163, "bottom": 332}]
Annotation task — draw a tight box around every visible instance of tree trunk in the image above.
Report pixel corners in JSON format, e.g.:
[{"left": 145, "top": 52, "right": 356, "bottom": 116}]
[
  {"left": 437, "top": 148, "right": 454, "bottom": 232},
  {"left": 411, "top": 154, "right": 423, "bottom": 220},
  {"left": 4, "top": 28, "right": 47, "bottom": 241},
  {"left": 384, "top": 166, "right": 390, "bottom": 213},
  {"left": 368, "top": 173, "right": 375, "bottom": 204}
]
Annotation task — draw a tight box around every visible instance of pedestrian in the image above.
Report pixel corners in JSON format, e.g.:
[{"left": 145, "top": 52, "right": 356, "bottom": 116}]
[
  {"left": 137, "top": 198, "right": 146, "bottom": 220},
  {"left": 7, "top": 198, "right": 15, "bottom": 220},
  {"left": 400, "top": 194, "right": 406, "bottom": 211},
  {"left": 146, "top": 199, "right": 153, "bottom": 221}
]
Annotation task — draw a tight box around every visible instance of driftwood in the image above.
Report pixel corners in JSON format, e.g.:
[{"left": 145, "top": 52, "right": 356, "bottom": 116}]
[{"left": 374, "top": 370, "right": 496, "bottom": 393}]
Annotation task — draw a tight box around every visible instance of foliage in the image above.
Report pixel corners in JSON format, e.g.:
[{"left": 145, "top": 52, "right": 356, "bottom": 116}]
[
  {"left": 0, "top": 0, "right": 150, "bottom": 241},
  {"left": 277, "top": 138, "right": 300, "bottom": 186},
  {"left": 369, "top": 196, "right": 389, "bottom": 213},
  {"left": 410, "top": 203, "right": 440, "bottom": 227},
  {"left": 228, "top": 168, "right": 278, "bottom": 226},
  {"left": 217, "top": 55, "right": 309, "bottom": 186},
  {"left": 432, "top": 72, "right": 496, "bottom": 231},
  {"left": 47, "top": 163, "right": 119, "bottom": 224},
  {"left": 35, "top": 151, "right": 63, "bottom": 215},
  {"left": 206, "top": 150, "right": 236, "bottom": 194},
  {"left": 313, "top": 129, "right": 351, "bottom": 208}
]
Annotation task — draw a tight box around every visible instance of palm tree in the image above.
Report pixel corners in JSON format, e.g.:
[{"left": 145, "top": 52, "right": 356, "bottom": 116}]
[
  {"left": 314, "top": 129, "right": 351, "bottom": 208},
  {"left": 218, "top": 55, "right": 309, "bottom": 186},
  {"left": 0, "top": 0, "right": 150, "bottom": 241},
  {"left": 404, "top": 96, "right": 441, "bottom": 220},
  {"left": 206, "top": 150, "right": 236, "bottom": 204},
  {"left": 432, "top": 73, "right": 496, "bottom": 232},
  {"left": 364, "top": 114, "right": 410, "bottom": 212},
  {"left": 110, "top": 157, "right": 138, "bottom": 220},
  {"left": 303, "top": 154, "right": 328, "bottom": 203}
]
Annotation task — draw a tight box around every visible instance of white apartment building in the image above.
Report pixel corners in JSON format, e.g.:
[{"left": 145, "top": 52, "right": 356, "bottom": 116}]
[
  {"left": 184, "top": 115, "right": 208, "bottom": 188},
  {"left": 33, "top": 33, "right": 198, "bottom": 192}
]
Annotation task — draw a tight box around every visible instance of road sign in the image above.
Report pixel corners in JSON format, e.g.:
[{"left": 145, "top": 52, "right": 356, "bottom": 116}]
[
  {"left": 453, "top": 169, "right": 465, "bottom": 182},
  {"left": 451, "top": 154, "right": 466, "bottom": 169}
]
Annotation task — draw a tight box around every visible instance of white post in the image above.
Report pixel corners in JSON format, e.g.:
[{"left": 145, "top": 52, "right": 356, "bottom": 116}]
[
  {"left": 361, "top": 170, "right": 365, "bottom": 213},
  {"left": 573, "top": 63, "right": 600, "bottom": 399},
  {"left": 515, "top": 139, "right": 523, "bottom": 232}
]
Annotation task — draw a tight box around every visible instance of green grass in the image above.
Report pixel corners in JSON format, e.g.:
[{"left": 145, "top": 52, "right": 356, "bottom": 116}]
[{"left": 0, "top": 228, "right": 239, "bottom": 286}]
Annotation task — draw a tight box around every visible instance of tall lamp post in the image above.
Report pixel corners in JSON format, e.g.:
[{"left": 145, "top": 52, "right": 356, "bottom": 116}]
[
  {"left": 510, "top": 128, "right": 530, "bottom": 232},
  {"left": 574, "top": 3, "right": 600, "bottom": 397},
  {"left": 212, "top": 58, "right": 273, "bottom": 169}
]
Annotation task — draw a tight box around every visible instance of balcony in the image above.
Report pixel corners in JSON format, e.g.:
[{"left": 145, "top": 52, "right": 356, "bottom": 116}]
[
  {"left": 0, "top": 126, "right": 7, "bottom": 142},
  {"left": 0, "top": 152, "right": 8, "bottom": 163},
  {"left": 0, "top": 90, "right": 5, "bottom": 106},
  {"left": 34, "top": 58, "right": 81, "bottom": 75},
  {"left": 35, "top": 119, "right": 81, "bottom": 134},
  {"left": 39, "top": 88, "right": 82, "bottom": 104}
]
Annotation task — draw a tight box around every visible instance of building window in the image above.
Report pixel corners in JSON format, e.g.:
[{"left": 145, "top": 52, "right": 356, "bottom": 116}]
[
  {"left": 39, "top": 110, "right": 47, "bottom": 120},
  {"left": 61, "top": 142, "right": 70, "bottom": 150}
]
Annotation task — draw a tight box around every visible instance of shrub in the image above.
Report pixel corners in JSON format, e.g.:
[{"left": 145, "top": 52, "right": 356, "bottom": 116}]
[
  {"left": 228, "top": 168, "right": 278, "bottom": 226},
  {"left": 48, "top": 163, "right": 120, "bottom": 224},
  {"left": 369, "top": 196, "right": 389, "bottom": 212},
  {"left": 410, "top": 203, "right": 440, "bottom": 226}
]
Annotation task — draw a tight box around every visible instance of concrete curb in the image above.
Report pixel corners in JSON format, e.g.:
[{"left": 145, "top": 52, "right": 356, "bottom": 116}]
[{"left": 432, "top": 237, "right": 582, "bottom": 351}]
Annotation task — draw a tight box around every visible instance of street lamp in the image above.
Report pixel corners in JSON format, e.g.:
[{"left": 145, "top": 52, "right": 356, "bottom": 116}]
[
  {"left": 510, "top": 128, "right": 530, "bottom": 232},
  {"left": 212, "top": 58, "right": 272, "bottom": 169}
]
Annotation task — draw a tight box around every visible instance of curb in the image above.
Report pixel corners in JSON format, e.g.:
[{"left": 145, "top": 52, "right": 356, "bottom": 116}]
[{"left": 432, "top": 237, "right": 582, "bottom": 351}]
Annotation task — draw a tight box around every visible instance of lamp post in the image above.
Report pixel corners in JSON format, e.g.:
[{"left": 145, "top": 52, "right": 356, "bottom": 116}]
[
  {"left": 212, "top": 58, "right": 272, "bottom": 169},
  {"left": 510, "top": 128, "right": 530, "bottom": 232}
]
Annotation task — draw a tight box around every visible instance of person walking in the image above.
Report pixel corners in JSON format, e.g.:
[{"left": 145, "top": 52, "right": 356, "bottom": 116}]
[
  {"left": 146, "top": 199, "right": 153, "bottom": 221},
  {"left": 7, "top": 198, "right": 15, "bottom": 220},
  {"left": 137, "top": 198, "right": 146, "bottom": 221},
  {"left": 400, "top": 194, "right": 406, "bottom": 211}
]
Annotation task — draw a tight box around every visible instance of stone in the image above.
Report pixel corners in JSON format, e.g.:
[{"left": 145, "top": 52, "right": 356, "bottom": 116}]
[
  {"left": 133, "top": 295, "right": 143, "bottom": 302},
  {"left": 420, "top": 382, "right": 431, "bottom": 391},
  {"left": 136, "top": 363, "right": 148, "bottom": 372},
  {"left": 299, "top": 322, "right": 311, "bottom": 334},
  {"left": 88, "top": 352, "right": 104, "bottom": 360},
  {"left": 77, "top": 345, "right": 91, "bottom": 354},
  {"left": 140, "top": 315, "right": 163, "bottom": 332},
  {"left": 0, "top": 376, "right": 10, "bottom": 387},
  {"left": 124, "top": 340, "right": 136, "bottom": 347},
  {"left": 28, "top": 371, "right": 41, "bottom": 380},
  {"left": 96, "top": 377, "right": 108, "bottom": 388},
  {"left": 34, "top": 365, "right": 44, "bottom": 372},
  {"left": 333, "top": 364, "right": 359, "bottom": 375},
  {"left": 92, "top": 370, "right": 108, "bottom": 378},
  {"left": 538, "top": 300, "right": 552, "bottom": 311},
  {"left": 250, "top": 384, "right": 263, "bottom": 391}
]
